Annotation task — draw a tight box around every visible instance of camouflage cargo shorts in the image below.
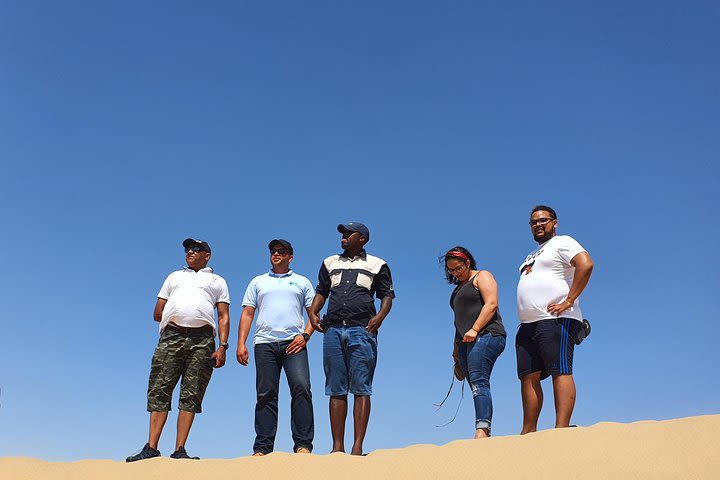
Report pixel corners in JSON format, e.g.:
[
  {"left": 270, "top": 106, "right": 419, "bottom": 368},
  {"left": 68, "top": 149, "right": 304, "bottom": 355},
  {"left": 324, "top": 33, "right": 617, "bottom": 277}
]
[{"left": 147, "top": 329, "right": 215, "bottom": 413}]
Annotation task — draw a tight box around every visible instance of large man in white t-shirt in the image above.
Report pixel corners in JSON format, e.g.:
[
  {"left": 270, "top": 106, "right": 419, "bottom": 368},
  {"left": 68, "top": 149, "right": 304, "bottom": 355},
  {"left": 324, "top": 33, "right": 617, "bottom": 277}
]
[
  {"left": 516, "top": 206, "right": 594, "bottom": 433},
  {"left": 236, "top": 239, "right": 315, "bottom": 455},
  {"left": 127, "top": 238, "right": 230, "bottom": 462}
]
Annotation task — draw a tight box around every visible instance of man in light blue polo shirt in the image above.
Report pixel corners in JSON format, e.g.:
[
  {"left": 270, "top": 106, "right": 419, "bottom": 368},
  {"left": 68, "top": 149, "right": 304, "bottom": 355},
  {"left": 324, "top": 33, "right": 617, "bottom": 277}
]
[{"left": 236, "top": 239, "right": 316, "bottom": 455}]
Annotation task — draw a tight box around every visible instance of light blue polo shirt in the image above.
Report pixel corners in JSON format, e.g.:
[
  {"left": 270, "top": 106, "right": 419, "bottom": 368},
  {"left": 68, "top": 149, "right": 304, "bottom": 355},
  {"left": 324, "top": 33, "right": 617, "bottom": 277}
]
[{"left": 242, "top": 270, "right": 315, "bottom": 345}]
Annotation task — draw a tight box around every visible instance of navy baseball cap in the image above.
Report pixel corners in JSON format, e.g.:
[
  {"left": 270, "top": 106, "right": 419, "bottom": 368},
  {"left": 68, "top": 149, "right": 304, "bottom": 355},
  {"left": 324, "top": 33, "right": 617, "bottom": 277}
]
[
  {"left": 268, "top": 239, "right": 293, "bottom": 254},
  {"left": 337, "top": 222, "right": 369, "bottom": 241},
  {"left": 182, "top": 238, "right": 211, "bottom": 253}
]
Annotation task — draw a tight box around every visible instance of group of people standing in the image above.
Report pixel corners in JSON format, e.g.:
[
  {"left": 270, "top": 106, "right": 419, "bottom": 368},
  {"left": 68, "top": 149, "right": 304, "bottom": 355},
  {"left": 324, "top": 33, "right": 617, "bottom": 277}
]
[{"left": 126, "top": 206, "right": 593, "bottom": 462}]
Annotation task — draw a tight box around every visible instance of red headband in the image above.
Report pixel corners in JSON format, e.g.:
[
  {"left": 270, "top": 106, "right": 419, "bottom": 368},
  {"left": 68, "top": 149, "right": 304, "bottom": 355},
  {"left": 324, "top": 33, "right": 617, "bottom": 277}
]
[{"left": 446, "top": 251, "right": 469, "bottom": 261}]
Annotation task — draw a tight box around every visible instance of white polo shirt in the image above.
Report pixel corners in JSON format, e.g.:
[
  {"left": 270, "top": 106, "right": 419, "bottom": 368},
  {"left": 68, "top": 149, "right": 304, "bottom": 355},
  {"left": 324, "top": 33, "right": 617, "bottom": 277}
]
[
  {"left": 517, "top": 235, "right": 587, "bottom": 323},
  {"left": 157, "top": 266, "right": 231, "bottom": 334}
]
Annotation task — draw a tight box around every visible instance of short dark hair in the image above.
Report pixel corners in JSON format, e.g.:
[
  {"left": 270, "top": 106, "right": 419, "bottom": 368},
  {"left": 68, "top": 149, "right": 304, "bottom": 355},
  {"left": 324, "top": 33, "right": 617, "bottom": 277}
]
[
  {"left": 440, "top": 246, "right": 477, "bottom": 284},
  {"left": 531, "top": 205, "right": 557, "bottom": 219}
]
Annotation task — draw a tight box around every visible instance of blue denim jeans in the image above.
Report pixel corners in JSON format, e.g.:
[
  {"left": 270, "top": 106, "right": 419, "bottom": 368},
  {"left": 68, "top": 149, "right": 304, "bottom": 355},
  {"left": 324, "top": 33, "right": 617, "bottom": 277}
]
[
  {"left": 457, "top": 333, "right": 506, "bottom": 432},
  {"left": 254, "top": 340, "right": 314, "bottom": 454},
  {"left": 323, "top": 326, "right": 377, "bottom": 396}
]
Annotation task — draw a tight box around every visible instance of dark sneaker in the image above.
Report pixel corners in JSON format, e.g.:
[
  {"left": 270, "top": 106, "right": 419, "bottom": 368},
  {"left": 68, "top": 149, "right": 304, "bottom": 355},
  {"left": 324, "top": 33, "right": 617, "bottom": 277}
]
[
  {"left": 126, "top": 443, "right": 160, "bottom": 462},
  {"left": 170, "top": 446, "right": 200, "bottom": 460}
]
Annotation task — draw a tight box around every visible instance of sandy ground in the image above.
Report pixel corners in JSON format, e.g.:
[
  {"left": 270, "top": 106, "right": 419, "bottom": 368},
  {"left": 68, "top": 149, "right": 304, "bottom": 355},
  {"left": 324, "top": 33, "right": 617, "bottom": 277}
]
[{"left": 2, "top": 415, "right": 718, "bottom": 480}]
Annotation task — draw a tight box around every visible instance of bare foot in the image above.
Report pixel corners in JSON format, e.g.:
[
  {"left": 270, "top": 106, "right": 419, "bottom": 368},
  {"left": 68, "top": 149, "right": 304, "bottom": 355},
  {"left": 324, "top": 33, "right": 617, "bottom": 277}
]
[{"left": 474, "top": 428, "right": 489, "bottom": 439}]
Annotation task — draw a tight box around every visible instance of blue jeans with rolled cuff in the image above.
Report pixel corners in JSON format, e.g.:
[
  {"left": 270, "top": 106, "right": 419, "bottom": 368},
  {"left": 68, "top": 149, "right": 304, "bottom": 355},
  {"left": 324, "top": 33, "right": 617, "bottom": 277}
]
[{"left": 457, "top": 333, "right": 506, "bottom": 433}]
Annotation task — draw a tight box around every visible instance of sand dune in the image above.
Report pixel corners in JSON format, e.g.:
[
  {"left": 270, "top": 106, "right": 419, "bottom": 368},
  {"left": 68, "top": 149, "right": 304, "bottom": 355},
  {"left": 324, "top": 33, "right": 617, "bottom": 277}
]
[{"left": 2, "top": 415, "right": 718, "bottom": 479}]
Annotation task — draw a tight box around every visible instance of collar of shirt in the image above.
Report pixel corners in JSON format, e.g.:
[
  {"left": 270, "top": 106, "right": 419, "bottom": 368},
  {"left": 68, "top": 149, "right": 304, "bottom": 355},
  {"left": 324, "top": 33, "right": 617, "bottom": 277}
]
[
  {"left": 182, "top": 266, "right": 214, "bottom": 273},
  {"left": 268, "top": 269, "right": 293, "bottom": 278},
  {"left": 340, "top": 249, "right": 367, "bottom": 260}
]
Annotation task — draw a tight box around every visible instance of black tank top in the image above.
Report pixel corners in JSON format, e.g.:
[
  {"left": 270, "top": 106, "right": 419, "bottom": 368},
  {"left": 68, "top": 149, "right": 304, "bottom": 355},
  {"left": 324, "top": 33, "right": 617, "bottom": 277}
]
[{"left": 450, "top": 273, "right": 506, "bottom": 338}]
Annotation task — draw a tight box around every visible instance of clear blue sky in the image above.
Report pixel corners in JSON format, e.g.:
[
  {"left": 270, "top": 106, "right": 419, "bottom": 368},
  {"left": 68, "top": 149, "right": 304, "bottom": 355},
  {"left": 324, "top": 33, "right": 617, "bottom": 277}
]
[{"left": 1, "top": 1, "right": 718, "bottom": 461}]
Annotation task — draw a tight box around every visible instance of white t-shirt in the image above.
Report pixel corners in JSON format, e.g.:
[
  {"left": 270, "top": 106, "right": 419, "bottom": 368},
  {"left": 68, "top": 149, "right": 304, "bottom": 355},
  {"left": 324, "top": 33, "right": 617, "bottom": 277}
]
[
  {"left": 517, "top": 235, "right": 586, "bottom": 323},
  {"left": 157, "top": 267, "right": 231, "bottom": 334},
  {"left": 242, "top": 270, "right": 314, "bottom": 345}
]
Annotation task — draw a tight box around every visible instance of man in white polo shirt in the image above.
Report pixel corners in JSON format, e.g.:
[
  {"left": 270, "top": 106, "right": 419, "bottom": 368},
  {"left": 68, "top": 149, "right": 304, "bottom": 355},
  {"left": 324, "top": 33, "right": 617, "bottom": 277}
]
[
  {"left": 236, "top": 239, "right": 315, "bottom": 455},
  {"left": 516, "top": 206, "right": 594, "bottom": 434},
  {"left": 127, "top": 238, "right": 230, "bottom": 462}
]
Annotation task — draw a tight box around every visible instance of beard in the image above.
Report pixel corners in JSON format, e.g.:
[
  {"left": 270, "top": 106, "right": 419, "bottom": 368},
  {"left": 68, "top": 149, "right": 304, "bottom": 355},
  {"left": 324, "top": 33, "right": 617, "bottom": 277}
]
[{"left": 533, "top": 231, "right": 554, "bottom": 243}]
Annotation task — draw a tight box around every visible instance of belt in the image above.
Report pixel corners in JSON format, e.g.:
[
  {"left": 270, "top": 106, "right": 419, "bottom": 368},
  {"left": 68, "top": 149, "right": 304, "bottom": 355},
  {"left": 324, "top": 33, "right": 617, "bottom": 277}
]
[
  {"left": 165, "top": 323, "right": 214, "bottom": 335},
  {"left": 324, "top": 318, "right": 368, "bottom": 328}
]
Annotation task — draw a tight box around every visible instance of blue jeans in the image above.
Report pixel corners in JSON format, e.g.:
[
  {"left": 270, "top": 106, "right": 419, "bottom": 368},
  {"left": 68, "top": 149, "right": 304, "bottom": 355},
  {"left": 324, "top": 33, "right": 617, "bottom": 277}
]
[
  {"left": 323, "top": 326, "right": 377, "bottom": 396},
  {"left": 254, "top": 340, "right": 314, "bottom": 453},
  {"left": 457, "top": 333, "right": 506, "bottom": 432}
]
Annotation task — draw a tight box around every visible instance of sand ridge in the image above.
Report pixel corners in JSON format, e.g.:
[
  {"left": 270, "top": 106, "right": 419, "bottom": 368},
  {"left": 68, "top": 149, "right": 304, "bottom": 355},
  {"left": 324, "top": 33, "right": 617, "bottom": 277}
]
[{"left": 2, "top": 415, "right": 718, "bottom": 479}]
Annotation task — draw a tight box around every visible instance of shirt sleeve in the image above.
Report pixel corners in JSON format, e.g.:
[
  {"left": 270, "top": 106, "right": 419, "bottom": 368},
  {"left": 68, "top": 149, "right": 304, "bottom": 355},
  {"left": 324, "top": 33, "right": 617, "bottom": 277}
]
[
  {"left": 303, "top": 277, "right": 314, "bottom": 308},
  {"left": 373, "top": 263, "right": 395, "bottom": 300},
  {"left": 157, "top": 273, "right": 174, "bottom": 300},
  {"left": 315, "top": 261, "right": 331, "bottom": 298},
  {"left": 242, "top": 277, "right": 258, "bottom": 308},
  {"left": 216, "top": 276, "right": 231, "bottom": 305},
  {"left": 557, "top": 236, "right": 587, "bottom": 265}
]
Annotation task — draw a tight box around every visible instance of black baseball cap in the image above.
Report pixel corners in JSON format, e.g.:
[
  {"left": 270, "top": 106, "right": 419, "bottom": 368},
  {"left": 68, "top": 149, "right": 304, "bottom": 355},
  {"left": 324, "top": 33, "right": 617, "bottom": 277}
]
[
  {"left": 268, "top": 239, "right": 293, "bottom": 254},
  {"left": 337, "top": 222, "right": 369, "bottom": 241},
  {"left": 182, "top": 238, "right": 211, "bottom": 253}
]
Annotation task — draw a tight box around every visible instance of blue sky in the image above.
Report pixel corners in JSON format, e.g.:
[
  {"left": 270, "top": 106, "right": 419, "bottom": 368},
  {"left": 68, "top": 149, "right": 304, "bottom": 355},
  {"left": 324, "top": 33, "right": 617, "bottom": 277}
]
[{"left": 1, "top": 1, "right": 718, "bottom": 461}]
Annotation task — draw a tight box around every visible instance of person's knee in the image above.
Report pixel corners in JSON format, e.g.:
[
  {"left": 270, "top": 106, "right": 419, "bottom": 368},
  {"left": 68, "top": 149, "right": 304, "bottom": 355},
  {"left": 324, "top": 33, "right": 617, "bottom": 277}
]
[
  {"left": 469, "top": 380, "right": 491, "bottom": 397},
  {"left": 288, "top": 378, "right": 312, "bottom": 398},
  {"left": 551, "top": 373, "right": 576, "bottom": 387},
  {"left": 256, "top": 386, "right": 280, "bottom": 406},
  {"left": 520, "top": 372, "right": 542, "bottom": 386}
]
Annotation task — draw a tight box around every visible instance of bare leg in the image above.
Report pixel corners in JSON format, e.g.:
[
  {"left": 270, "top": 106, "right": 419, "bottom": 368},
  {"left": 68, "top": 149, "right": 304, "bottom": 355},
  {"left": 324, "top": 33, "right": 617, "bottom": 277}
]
[
  {"left": 175, "top": 410, "right": 196, "bottom": 450},
  {"left": 552, "top": 374, "right": 576, "bottom": 428},
  {"left": 148, "top": 411, "right": 168, "bottom": 449},
  {"left": 351, "top": 395, "right": 371, "bottom": 455},
  {"left": 520, "top": 372, "right": 543, "bottom": 434},
  {"left": 329, "top": 395, "right": 347, "bottom": 453},
  {"left": 474, "top": 428, "right": 489, "bottom": 439}
]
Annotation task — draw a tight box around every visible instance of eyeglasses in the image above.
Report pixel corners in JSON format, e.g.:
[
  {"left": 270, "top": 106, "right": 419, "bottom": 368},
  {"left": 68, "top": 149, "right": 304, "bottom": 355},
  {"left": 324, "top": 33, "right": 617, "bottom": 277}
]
[
  {"left": 529, "top": 217, "right": 555, "bottom": 227},
  {"left": 185, "top": 246, "right": 205, "bottom": 253},
  {"left": 270, "top": 248, "right": 289, "bottom": 255},
  {"left": 447, "top": 263, "right": 467, "bottom": 274}
]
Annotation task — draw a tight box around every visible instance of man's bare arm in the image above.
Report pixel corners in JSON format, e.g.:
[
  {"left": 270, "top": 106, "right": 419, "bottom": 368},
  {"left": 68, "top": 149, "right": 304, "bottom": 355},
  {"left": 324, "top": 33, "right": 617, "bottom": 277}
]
[
  {"left": 236, "top": 306, "right": 255, "bottom": 365},
  {"left": 309, "top": 294, "right": 326, "bottom": 332},
  {"left": 366, "top": 296, "right": 393, "bottom": 334},
  {"left": 548, "top": 252, "right": 594, "bottom": 316},
  {"left": 286, "top": 307, "right": 318, "bottom": 355},
  {"left": 153, "top": 298, "right": 167, "bottom": 322},
  {"left": 210, "top": 302, "right": 230, "bottom": 368},
  {"left": 216, "top": 302, "right": 230, "bottom": 344}
]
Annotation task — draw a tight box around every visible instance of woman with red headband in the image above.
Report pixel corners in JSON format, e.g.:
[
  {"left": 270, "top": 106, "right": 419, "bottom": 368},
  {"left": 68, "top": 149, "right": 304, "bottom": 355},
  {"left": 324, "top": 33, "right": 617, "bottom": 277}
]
[{"left": 444, "top": 246, "right": 506, "bottom": 438}]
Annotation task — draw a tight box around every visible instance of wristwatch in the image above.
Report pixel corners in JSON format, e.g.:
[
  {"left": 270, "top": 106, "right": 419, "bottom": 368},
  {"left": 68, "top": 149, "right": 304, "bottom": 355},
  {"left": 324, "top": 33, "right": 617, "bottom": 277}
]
[
  {"left": 220, "top": 342, "right": 229, "bottom": 350},
  {"left": 301, "top": 333, "right": 310, "bottom": 342}
]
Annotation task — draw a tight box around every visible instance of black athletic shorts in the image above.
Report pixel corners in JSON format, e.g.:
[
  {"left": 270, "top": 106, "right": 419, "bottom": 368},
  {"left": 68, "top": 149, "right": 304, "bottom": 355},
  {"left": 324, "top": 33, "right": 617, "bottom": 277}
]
[{"left": 516, "top": 318, "right": 580, "bottom": 380}]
